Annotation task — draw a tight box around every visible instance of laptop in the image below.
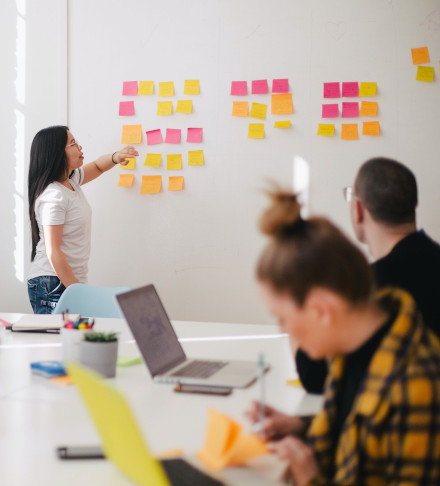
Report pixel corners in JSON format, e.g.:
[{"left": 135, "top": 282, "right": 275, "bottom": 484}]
[
  {"left": 116, "top": 285, "right": 267, "bottom": 388},
  {"left": 67, "top": 363, "right": 224, "bottom": 486}
]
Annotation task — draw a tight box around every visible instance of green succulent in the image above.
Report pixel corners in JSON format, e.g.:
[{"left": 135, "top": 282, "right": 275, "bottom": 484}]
[{"left": 83, "top": 331, "right": 118, "bottom": 343}]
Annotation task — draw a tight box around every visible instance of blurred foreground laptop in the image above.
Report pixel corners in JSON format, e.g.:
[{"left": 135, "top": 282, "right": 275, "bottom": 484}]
[
  {"left": 68, "top": 363, "right": 224, "bottom": 486},
  {"left": 116, "top": 285, "right": 267, "bottom": 388}
]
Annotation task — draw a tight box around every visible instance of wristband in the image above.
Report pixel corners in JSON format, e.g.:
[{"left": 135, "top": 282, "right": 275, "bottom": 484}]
[{"left": 111, "top": 152, "right": 118, "bottom": 164}]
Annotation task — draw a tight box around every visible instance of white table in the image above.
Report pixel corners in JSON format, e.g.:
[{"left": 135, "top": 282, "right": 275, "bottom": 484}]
[{"left": 0, "top": 314, "right": 323, "bottom": 486}]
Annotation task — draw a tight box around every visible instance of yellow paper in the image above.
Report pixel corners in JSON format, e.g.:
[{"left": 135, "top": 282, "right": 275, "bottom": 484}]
[
  {"left": 159, "top": 81, "right": 174, "bottom": 97},
  {"left": 138, "top": 81, "right": 154, "bottom": 95},
  {"left": 167, "top": 154, "right": 182, "bottom": 170},
  {"left": 416, "top": 66, "right": 434, "bottom": 82},
  {"left": 140, "top": 175, "right": 162, "bottom": 194},
  {"left": 188, "top": 150, "right": 204, "bottom": 166},
  {"left": 248, "top": 123, "right": 265, "bottom": 139},
  {"left": 145, "top": 153, "right": 161, "bottom": 168},
  {"left": 341, "top": 123, "right": 358, "bottom": 140},
  {"left": 359, "top": 101, "right": 378, "bottom": 117},
  {"left": 117, "top": 174, "right": 135, "bottom": 187},
  {"left": 157, "top": 101, "right": 173, "bottom": 115},
  {"left": 411, "top": 46, "right": 430, "bottom": 65},
  {"left": 232, "top": 101, "right": 249, "bottom": 117},
  {"left": 317, "top": 124, "right": 335, "bottom": 136},
  {"left": 184, "top": 79, "right": 200, "bottom": 95},
  {"left": 121, "top": 125, "right": 142, "bottom": 144},
  {"left": 176, "top": 100, "right": 193, "bottom": 114},
  {"left": 359, "top": 82, "right": 377, "bottom": 97},
  {"left": 168, "top": 176, "right": 184, "bottom": 191},
  {"left": 274, "top": 120, "right": 291, "bottom": 128},
  {"left": 271, "top": 94, "right": 293, "bottom": 115},
  {"left": 362, "top": 121, "right": 380, "bottom": 136},
  {"left": 286, "top": 378, "right": 303, "bottom": 387},
  {"left": 249, "top": 102, "right": 267, "bottom": 120},
  {"left": 120, "top": 157, "right": 136, "bottom": 170}
]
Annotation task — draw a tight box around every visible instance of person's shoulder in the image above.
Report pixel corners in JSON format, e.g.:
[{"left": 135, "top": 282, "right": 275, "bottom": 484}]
[{"left": 36, "top": 182, "right": 65, "bottom": 204}]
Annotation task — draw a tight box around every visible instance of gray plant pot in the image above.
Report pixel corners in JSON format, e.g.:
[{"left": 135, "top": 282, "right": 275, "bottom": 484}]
[{"left": 79, "top": 340, "right": 118, "bottom": 378}]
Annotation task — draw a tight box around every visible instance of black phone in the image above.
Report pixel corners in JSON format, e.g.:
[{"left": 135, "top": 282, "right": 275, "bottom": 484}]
[
  {"left": 174, "top": 384, "right": 232, "bottom": 396},
  {"left": 56, "top": 445, "right": 105, "bottom": 460}
]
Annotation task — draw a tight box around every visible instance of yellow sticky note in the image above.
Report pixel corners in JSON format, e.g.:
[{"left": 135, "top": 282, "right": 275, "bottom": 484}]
[
  {"left": 167, "top": 154, "right": 182, "bottom": 170},
  {"left": 140, "top": 175, "right": 162, "bottom": 194},
  {"left": 144, "top": 154, "right": 161, "bottom": 168},
  {"left": 121, "top": 124, "right": 142, "bottom": 144},
  {"left": 362, "top": 121, "right": 380, "bottom": 136},
  {"left": 184, "top": 79, "right": 200, "bottom": 95},
  {"left": 271, "top": 94, "right": 293, "bottom": 115},
  {"left": 138, "top": 81, "right": 154, "bottom": 95},
  {"left": 157, "top": 101, "right": 173, "bottom": 115},
  {"left": 359, "top": 101, "right": 378, "bottom": 117},
  {"left": 188, "top": 150, "right": 204, "bottom": 166},
  {"left": 120, "top": 157, "right": 136, "bottom": 170},
  {"left": 341, "top": 123, "right": 358, "bottom": 140},
  {"left": 158, "top": 81, "right": 174, "bottom": 97},
  {"left": 248, "top": 123, "right": 265, "bottom": 139},
  {"left": 411, "top": 46, "right": 430, "bottom": 65},
  {"left": 286, "top": 378, "right": 303, "bottom": 387},
  {"left": 232, "top": 101, "right": 248, "bottom": 117},
  {"left": 359, "top": 82, "right": 377, "bottom": 97},
  {"left": 249, "top": 102, "right": 267, "bottom": 120},
  {"left": 117, "top": 174, "right": 135, "bottom": 187},
  {"left": 274, "top": 120, "right": 291, "bottom": 128},
  {"left": 416, "top": 66, "right": 435, "bottom": 82},
  {"left": 317, "top": 124, "right": 335, "bottom": 136},
  {"left": 168, "top": 176, "right": 184, "bottom": 191},
  {"left": 176, "top": 100, "right": 193, "bottom": 114}
]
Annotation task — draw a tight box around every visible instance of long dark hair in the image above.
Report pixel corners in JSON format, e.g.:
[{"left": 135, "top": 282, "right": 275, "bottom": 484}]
[{"left": 28, "top": 125, "right": 69, "bottom": 261}]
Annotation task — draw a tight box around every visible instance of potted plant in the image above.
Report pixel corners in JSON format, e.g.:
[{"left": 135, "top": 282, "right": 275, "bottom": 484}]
[{"left": 79, "top": 332, "right": 118, "bottom": 378}]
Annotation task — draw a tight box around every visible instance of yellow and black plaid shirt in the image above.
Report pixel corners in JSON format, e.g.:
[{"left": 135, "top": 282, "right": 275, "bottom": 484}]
[{"left": 306, "top": 288, "right": 440, "bottom": 485}]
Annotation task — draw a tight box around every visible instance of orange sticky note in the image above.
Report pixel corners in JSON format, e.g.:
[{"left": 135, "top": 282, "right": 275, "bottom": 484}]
[
  {"left": 362, "top": 121, "right": 380, "bottom": 136},
  {"left": 317, "top": 124, "right": 335, "bottom": 136},
  {"left": 121, "top": 125, "right": 142, "bottom": 144},
  {"left": 249, "top": 102, "right": 268, "bottom": 120},
  {"left": 416, "top": 66, "right": 435, "bottom": 82},
  {"left": 188, "top": 150, "right": 204, "bottom": 166},
  {"left": 145, "top": 154, "right": 161, "bottom": 167},
  {"left": 248, "top": 123, "right": 265, "bottom": 139},
  {"left": 117, "top": 174, "right": 135, "bottom": 187},
  {"left": 167, "top": 154, "right": 182, "bottom": 170},
  {"left": 359, "top": 101, "right": 378, "bottom": 117},
  {"left": 168, "top": 176, "right": 184, "bottom": 191},
  {"left": 120, "top": 157, "right": 136, "bottom": 170},
  {"left": 411, "top": 46, "right": 430, "bottom": 65},
  {"left": 157, "top": 101, "right": 173, "bottom": 115},
  {"left": 138, "top": 81, "right": 154, "bottom": 95},
  {"left": 50, "top": 375, "right": 74, "bottom": 386},
  {"left": 184, "top": 80, "right": 200, "bottom": 95},
  {"left": 341, "top": 124, "right": 358, "bottom": 140},
  {"left": 271, "top": 94, "right": 293, "bottom": 115},
  {"left": 140, "top": 175, "right": 162, "bottom": 194},
  {"left": 159, "top": 81, "right": 174, "bottom": 97},
  {"left": 232, "top": 101, "right": 249, "bottom": 117}
]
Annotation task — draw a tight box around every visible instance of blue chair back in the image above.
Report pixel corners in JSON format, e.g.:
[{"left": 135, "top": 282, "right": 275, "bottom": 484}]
[{"left": 53, "top": 284, "right": 131, "bottom": 318}]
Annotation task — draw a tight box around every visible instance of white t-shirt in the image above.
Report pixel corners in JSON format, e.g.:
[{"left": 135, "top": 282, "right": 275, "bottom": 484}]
[{"left": 28, "top": 168, "right": 92, "bottom": 283}]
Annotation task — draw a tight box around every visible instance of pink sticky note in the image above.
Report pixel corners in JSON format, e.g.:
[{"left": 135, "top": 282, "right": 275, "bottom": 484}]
[
  {"left": 342, "top": 82, "right": 359, "bottom": 97},
  {"left": 272, "top": 78, "right": 289, "bottom": 93},
  {"left": 231, "top": 81, "right": 247, "bottom": 96},
  {"left": 119, "top": 101, "right": 134, "bottom": 116},
  {"left": 165, "top": 128, "right": 181, "bottom": 144},
  {"left": 322, "top": 104, "right": 339, "bottom": 118},
  {"left": 122, "top": 81, "right": 138, "bottom": 96},
  {"left": 323, "top": 82, "right": 340, "bottom": 98},
  {"left": 187, "top": 127, "right": 203, "bottom": 143},
  {"left": 146, "top": 129, "right": 163, "bottom": 145},
  {"left": 342, "top": 102, "right": 359, "bottom": 118},
  {"left": 252, "top": 79, "right": 268, "bottom": 94}
]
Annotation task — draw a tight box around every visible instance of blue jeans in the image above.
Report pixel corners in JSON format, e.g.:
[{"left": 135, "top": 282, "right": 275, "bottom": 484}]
[{"left": 27, "top": 276, "right": 66, "bottom": 314}]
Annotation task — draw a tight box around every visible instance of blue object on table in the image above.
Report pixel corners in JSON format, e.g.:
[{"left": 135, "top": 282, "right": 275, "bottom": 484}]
[{"left": 30, "top": 361, "right": 66, "bottom": 378}]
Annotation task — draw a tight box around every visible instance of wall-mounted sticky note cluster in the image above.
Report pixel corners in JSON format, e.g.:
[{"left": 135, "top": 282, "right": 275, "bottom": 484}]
[
  {"left": 318, "top": 81, "right": 380, "bottom": 140},
  {"left": 231, "top": 78, "right": 293, "bottom": 138},
  {"left": 117, "top": 79, "right": 203, "bottom": 194},
  {"left": 411, "top": 46, "right": 436, "bottom": 82}
]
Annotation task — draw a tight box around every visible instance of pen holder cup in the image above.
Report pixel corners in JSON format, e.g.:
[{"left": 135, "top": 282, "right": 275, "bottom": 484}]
[{"left": 61, "top": 328, "right": 89, "bottom": 364}]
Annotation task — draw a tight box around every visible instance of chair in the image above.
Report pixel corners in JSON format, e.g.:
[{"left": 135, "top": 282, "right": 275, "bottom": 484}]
[{"left": 53, "top": 283, "right": 131, "bottom": 318}]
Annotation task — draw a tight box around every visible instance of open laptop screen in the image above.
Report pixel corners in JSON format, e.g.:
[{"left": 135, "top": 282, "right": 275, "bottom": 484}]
[{"left": 116, "top": 285, "right": 186, "bottom": 376}]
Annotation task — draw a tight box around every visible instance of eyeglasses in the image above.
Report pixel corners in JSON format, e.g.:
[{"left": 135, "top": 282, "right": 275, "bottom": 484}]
[
  {"left": 342, "top": 186, "right": 356, "bottom": 203},
  {"left": 66, "top": 140, "right": 81, "bottom": 149}
]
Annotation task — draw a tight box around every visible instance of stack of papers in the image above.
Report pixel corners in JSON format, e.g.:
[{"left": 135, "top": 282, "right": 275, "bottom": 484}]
[{"left": 10, "top": 314, "right": 75, "bottom": 332}]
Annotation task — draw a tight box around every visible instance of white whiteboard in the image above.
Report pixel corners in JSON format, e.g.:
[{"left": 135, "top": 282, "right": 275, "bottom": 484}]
[{"left": 68, "top": 0, "right": 440, "bottom": 324}]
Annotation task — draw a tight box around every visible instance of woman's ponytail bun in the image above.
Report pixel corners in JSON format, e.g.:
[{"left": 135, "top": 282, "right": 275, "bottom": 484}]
[{"left": 259, "top": 188, "right": 302, "bottom": 238}]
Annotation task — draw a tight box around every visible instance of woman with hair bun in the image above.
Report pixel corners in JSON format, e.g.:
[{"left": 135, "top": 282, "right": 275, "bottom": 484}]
[{"left": 247, "top": 188, "right": 440, "bottom": 485}]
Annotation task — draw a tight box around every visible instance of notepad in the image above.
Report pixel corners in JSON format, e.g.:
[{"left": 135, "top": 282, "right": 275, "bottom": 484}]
[{"left": 11, "top": 314, "right": 67, "bottom": 332}]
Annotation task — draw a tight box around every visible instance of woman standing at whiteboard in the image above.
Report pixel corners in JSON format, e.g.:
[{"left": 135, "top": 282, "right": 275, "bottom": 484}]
[{"left": 27, "top": 125, "right": 138, "bottom": 314}]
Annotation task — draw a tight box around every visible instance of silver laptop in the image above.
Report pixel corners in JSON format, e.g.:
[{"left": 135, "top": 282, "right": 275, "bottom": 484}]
[{"left": 116, "top": 285, "right": 267, "bottom": 388}]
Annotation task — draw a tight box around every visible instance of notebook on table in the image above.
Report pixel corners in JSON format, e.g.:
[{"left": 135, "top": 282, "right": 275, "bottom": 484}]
[
  {"left": 116, "top": 285, "right": 268, "bottom": 388},
  {"left": 68, "top": 363, "right": 224, "bottom": 486}
]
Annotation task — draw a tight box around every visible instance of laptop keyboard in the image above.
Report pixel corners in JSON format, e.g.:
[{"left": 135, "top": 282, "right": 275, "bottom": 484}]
[
  {"left": 171, "top": 360, "right": 228, "bottom": 379},
  {"left": 161, "top": 458, "right": 225, "bottom": 486}
]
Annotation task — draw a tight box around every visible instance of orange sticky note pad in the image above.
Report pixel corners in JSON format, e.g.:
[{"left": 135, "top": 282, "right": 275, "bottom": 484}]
[
  {"left": 188, "top": 150, "right": 204, "bottom": 166},
  {"left": 359, "top": 101, "right": 378, "bottom": 117},
  {"left": 140, "top": 175, "right": 162, "bottom": 194},
  {"left": 117, "top": 174, "right": 135, "bottom": 187},
  {"left": 411, "top": 46, "right": 430, "bottom": 65},
  {"left": 362, "top": 121, "right": 380, "bottom": 136},
  {"left": 317, "top": 124, "right": 335, "bottom": 136},
  {"left": 232, "top": 101, "right": 249, "bottom": 117},
  {"left": 121, "top": 125, "right": 142, "bottom": 144},
  {"left": 341, "top": 124, "right": 358, "bottom": 140},
  {"left": 271, "top": 94, "right": 293, "bottom": 115},
  {"left": 167, "top": 154, "right": 182, "bottom": 170},
  {"left": 168, "top": 176, "right": 184, "bottom": 191},
  {"left": 416, "top": 66, "right": 435, "bottom": 82}
]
